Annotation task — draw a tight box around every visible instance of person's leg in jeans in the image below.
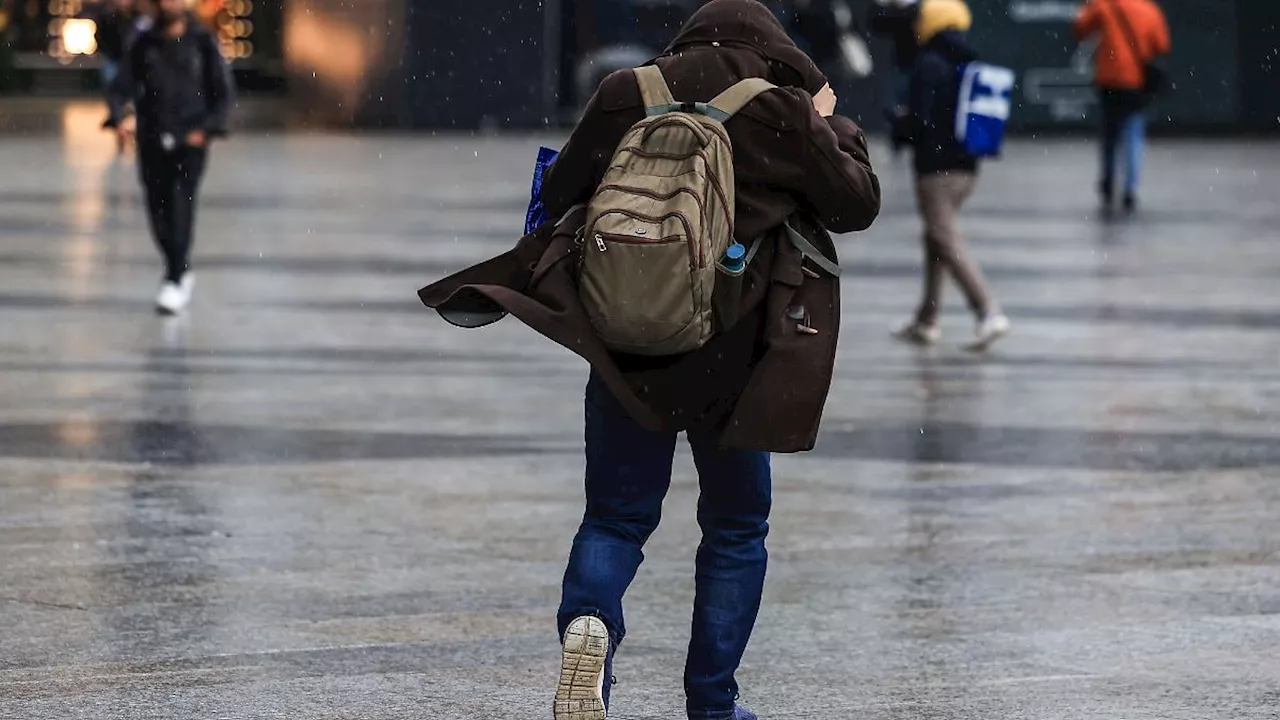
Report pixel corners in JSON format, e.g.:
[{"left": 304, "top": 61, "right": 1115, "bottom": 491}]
[
  {"left": 683, "top": 436, "right": 771, "bottom": 720},
  {"left": 167, "top": 145, "right": 208, "bottom": 282},
  {"left": 1098, "top": 89, "right": 1124, "bottom": 205},
  {"left": 559, "top": 372, "right": 678, "bottom": 651},
  {"left": 139, "top": 142, "right": 180, "bottom": 281},
  {"left": 1121, "top": 110, "right": 1147, "bottom": 207}
]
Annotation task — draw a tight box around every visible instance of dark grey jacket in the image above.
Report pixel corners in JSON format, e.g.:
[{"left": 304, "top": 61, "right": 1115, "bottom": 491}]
[{"left": 106, "top": 19, "right": 234, "bottom": 141}]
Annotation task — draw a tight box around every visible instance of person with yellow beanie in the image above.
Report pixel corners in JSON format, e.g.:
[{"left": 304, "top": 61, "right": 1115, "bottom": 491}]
[
  {"left": 914, "top": 0, "right": 971, "bottom": 45},
  {"left": 891, "top": 0, "right": 1010, "bottom": 352}
]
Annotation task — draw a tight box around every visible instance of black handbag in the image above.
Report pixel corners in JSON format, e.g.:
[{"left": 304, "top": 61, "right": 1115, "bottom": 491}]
[{"left": 1107, "top": 0, "right": 1167, "bottom": 97}]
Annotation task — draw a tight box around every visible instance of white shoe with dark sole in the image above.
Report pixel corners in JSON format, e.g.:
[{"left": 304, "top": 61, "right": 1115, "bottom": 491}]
[{"left": 554, "top": 616, "right": 609, "bottom": 720}]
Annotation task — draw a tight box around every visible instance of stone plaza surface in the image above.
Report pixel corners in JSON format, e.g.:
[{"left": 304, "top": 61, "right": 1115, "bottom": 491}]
[{"left": 1, "top": 109, "right": 1279, "bottom": 718}]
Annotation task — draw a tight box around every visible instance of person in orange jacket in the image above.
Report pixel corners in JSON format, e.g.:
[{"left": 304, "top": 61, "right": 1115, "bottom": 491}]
[{"left": 1075, "top": 0, "right": 1171, "bottom": 212}]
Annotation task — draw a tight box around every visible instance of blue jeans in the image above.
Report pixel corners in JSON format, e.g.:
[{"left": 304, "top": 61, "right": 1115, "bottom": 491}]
[
  {"left": 558, "top": 373, "right": 772, "bottom": 719},
  {"left": 1100, "top": 89, "right": 1148, "bottom": 196}
]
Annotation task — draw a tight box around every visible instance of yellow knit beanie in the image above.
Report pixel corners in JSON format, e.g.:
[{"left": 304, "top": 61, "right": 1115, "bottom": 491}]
[{"left": 915, "top": 0, "right": 972, "bottom": 45}]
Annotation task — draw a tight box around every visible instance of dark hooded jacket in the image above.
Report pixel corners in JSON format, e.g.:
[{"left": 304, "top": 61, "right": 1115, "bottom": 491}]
[
  {"left": 418, "top": 0, "right": 880, "bottom": 452},
  {"left": 867, "top": 2, "right": 921, "bottom": 71},
  {"left": 902, "top": 30, "right": 979, "bottom": 175}
]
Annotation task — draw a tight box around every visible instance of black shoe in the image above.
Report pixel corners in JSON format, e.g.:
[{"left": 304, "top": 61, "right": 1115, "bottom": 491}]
[
  {"left": 1099, "top": 180, "right": 1115, "bottom": 209},
  {"left": 1122, "top": 194, "right": 1137, "bottom": 213}
]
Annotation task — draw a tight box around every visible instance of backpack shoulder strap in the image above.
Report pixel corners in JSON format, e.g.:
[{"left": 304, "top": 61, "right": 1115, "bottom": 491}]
[
  {"left": 634, "top": 66, "right": 679, "bottom": 116},
  {"left": 784, "top": 222, "right": 841, "bottom": 277},
  {"left": 704, "top": 78, "right": 777, "bottom": 122}
]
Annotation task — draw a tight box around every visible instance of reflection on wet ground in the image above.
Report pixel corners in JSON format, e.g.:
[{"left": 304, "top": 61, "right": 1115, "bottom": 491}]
[{"left": 1, "top": 126, "right": 1278, "bottom": 718}]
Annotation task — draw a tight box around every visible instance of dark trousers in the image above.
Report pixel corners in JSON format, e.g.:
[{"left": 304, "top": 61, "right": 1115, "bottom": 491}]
[
  {"left": 1098, "top": 88, "right": 1148, "bottom": 197},
  {"left": 558, "top": 373, "right": 772, "bottom": 720},
  {"left": 139, "top": 141, "right": 207, "bottom": 283}
]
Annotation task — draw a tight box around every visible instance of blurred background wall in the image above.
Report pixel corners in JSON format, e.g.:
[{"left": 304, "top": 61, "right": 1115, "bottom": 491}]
[{"left": 0, "top": 0, "right": 1276, "bottom": 132}]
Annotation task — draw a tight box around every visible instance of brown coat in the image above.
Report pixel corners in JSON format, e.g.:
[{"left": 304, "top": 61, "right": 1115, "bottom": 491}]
[{"left": 418, "top": 0, "right": 881, "bottom": 452}]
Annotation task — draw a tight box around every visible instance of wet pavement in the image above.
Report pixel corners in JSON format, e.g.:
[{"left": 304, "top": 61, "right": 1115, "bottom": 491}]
[{"left": 2, "top": 112, "right": 1279, "bottom": 719}]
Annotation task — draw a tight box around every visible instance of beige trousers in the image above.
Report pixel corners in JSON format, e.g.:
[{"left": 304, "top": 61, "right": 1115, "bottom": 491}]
[{"left": 913, "top": 171, "right": 996, "bottom": 325}]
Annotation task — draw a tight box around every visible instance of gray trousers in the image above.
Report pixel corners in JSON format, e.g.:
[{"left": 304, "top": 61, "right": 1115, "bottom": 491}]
[{"left": 913, "top": 171, "right": 996, "bottom": 325}]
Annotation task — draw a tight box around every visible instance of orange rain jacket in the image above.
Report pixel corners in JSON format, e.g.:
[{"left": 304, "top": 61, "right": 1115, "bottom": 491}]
[{"left": 1075, "top": 0, "right": 1172, "bottom": 91}]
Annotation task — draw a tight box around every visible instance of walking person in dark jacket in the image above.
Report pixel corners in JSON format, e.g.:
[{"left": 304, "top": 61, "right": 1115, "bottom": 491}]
[
  {"left": 106, "top": 0, "right": 233, "bottom": 315},
  {"left": 97, "top": 0, "right": 152, "bottom": 153},
  {"left": 95, "top": 0, "right": 148, "bottom": 87},
  {"left": 420, "top": 2, "right": 879, "bottom": 718},
  {"left": 891, "top": 0, "right": 1009, "bottom": 351},
  {"left": 866, "top": 0, "right": 919, "bottom": 151}
]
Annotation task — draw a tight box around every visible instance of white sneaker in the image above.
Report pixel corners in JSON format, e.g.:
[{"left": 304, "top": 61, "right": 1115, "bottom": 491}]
[
  {"left": 891, "top": 320, "right": 941, "bottom": 346},
  {"left": 154, "top": 274, "right": 192, "bottom": 315},
  {"left": 964, "top": 313, "right": 1010, "bottom": 352},
  {"left": 555, "top": 616, "right": 609, "bottom": 720}
]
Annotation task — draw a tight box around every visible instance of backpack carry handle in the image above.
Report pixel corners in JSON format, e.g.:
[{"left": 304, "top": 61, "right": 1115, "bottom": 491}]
[
  {"left": 635, "top": 67, "right": 777, "bottom": 122},
  {"left": 641, "top": 114, "right": 712, "bottom": 146}
]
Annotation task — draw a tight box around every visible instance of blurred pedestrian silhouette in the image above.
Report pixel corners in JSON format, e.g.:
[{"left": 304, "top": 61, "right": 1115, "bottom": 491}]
[
  {"left": 890, "top": 0, "right": 1009, "bottom": 352},
  {"left": 867, "top": 0, "right": 920, "bottom": 153},
  {"left": 1075, "top": 0, "right": 1171, "bottom": 213},
  {"left": 105, "top": 0, "right": 233, "bottom": 315}
]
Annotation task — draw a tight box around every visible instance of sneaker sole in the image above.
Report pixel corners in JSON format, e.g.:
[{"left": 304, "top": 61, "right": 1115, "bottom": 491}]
[{"left": 554, "top": 616, "right": 608, "bottom": 720}]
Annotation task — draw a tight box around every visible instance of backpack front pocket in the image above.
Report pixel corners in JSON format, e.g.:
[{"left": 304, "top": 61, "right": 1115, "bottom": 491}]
[{"left": 579, "top": 230, "right": 713, "bottom": 356}]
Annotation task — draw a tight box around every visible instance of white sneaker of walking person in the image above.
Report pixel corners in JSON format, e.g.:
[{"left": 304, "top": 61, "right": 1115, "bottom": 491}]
[
  {"left": 891, "top": 320, "right": 941, "bottom": 347},
  {"left": 964, "top": 313, "right": 1010, "bottom": 353},
  {"left": 555, "top": 616, "right": 611, "bottom": 720},
  {"left": 155, "top": 273, "right": 193, "bottom": 315}
]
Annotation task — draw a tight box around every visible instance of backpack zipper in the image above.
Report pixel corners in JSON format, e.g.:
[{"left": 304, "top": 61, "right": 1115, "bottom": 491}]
[{"left": 590, "top": 209, "right": 698, "bottom": 267}]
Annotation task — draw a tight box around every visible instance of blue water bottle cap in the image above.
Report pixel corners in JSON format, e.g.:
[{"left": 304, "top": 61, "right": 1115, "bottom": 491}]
[{"left": 721, "top": 242, "right": 747, "bottom": 273}]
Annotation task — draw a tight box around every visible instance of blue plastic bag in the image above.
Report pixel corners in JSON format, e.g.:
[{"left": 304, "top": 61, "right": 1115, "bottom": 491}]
[
  {"left": 524, "top": 146, "right": 560, "bottom": 235},
  {"left": 955, "top": 63, "right": 1015, "bottom": 158}
]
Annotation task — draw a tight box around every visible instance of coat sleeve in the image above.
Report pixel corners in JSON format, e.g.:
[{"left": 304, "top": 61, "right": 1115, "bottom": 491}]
[
  {"left": 907, "top": 56, "right": 941, "bottom": 137},
  {"left": 104, "top": 39, "right": 141, "bottom": 128},
  {"left": 200, "top": 33, "right": 236, "bottom": 137},
  {"left": 793, "top": 100, "right": 882, "bottom": 233},
  {"left": 1074, "top": 0, "right": 1101, "bottom": 40},
  {"left": 540, "top": 82, "right": 630, "bottom": 219},
  {"left": 1151, "top": 5, "right": 1172, "bottom": 55}
]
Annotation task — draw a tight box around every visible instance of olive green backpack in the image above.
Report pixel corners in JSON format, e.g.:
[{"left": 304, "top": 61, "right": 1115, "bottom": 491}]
[{"left": 579, "top": 66, "right": 775, "bottom": 356}]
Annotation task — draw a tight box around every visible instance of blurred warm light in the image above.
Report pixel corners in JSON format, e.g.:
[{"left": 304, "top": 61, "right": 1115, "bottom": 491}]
[
  {"left": 58, "top": 416, "right": 99, "bottom": 447},
  {"left": 286, "top": 11, "right": 367, "bottom": 95},
  {"left": 61, "top": 18, "right": 97, "bottom": 55},
  {"left": 59, "top": 101, "right": 114, "bottom": 301}
]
